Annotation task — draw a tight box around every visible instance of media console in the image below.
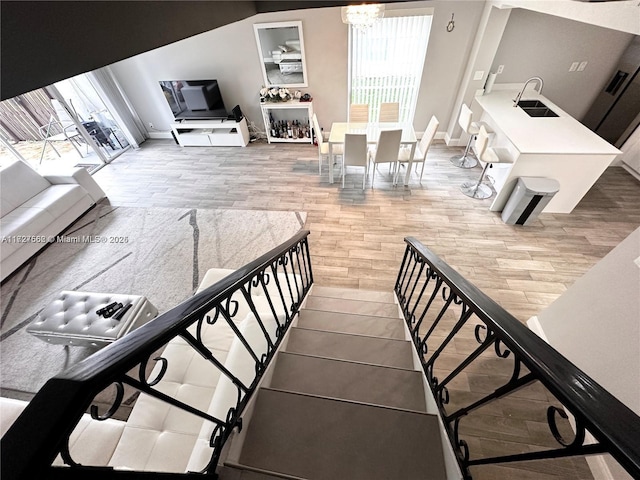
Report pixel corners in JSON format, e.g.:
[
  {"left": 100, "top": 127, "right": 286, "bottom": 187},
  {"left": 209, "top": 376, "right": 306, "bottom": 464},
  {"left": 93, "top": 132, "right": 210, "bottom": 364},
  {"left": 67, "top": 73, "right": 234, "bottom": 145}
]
[{"left": 170, "top": 117, "right": 250, "bottom": 147}]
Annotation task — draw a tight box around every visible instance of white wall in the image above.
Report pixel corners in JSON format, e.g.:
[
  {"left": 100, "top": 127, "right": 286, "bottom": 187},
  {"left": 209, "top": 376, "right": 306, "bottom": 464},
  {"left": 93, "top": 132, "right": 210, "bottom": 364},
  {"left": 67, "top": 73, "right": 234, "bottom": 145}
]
[
  {"left": 490, "top": 9, "right": 634, "bottom": 120},
  {"left": 444, "top": 3, "right": 512, "bottom": 144},
  {"left": 533, "top": 227, "right": 640, "bottom": 411},
  {"left": 409, "top": 1, "right": 485, "bottom": 132},
  {"left": 530, "top": 227, "right": 640, "bottom": 480},
  {"left": 109, "top": 1, "right": 485, "bottom": 137},
  {"left": 494, "top": 0, "right": 640, "bottom": 36}
]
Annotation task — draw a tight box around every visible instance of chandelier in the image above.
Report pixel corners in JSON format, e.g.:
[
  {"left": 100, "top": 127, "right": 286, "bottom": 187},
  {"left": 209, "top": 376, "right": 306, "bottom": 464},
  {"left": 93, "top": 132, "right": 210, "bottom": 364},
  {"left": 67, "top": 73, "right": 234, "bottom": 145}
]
[{"left": 341, "top": 4, "right": 385, "bottom": 30}]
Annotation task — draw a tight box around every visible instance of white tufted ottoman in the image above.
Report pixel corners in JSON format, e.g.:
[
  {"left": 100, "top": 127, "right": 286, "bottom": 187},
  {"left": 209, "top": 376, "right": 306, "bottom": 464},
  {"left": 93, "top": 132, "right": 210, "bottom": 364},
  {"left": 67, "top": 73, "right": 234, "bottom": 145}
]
[{"left": 27, "top": 291, "right": 158, "bottom": 348}]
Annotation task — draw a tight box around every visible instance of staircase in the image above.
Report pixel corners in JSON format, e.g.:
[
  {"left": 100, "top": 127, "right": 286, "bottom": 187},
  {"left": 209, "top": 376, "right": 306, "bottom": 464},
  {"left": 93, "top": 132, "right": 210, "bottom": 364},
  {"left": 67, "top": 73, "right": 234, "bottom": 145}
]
[{"left": 220, "top": 285, "right": 449, "bottom": 480}]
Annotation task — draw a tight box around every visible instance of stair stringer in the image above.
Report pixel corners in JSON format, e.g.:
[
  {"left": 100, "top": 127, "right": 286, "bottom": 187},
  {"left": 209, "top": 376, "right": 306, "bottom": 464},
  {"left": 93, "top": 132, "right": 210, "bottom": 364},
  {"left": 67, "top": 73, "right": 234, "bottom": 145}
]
[
  {"left": 394, "top": 292, "right": 465, "bottom": 480},
  {"left": 214, "top": 286, "right": 315, "bottom": 476}
]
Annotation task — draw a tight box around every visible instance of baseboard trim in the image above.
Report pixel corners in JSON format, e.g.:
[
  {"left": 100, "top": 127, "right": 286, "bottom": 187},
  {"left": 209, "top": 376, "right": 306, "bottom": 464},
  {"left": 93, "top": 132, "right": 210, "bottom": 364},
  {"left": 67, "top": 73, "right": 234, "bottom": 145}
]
[
  {"left": 621, "top": 163, "right": 640, "bottom": 182},
  {"left": 444, "top": 133, "right": 464, "bottom": 147},
  {"left": 585, "top": 450, "right": 617, "bottom": 480},
  {"left": 415, "top": 131, "right": 446, "bottom": 141},
  {"left": 148, "top": 131, "right": 173, "bottom": 140}
]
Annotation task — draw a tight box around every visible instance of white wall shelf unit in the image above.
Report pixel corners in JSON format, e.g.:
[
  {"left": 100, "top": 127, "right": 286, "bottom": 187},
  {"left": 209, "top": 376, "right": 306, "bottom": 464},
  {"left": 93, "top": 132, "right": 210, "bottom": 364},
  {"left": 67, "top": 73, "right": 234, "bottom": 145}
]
[
  {"left": 261, "top": 101, "right": 313, "bottom": 144},
  {"left": 170, "top": 117, "right": 250, "bottom": 147}
]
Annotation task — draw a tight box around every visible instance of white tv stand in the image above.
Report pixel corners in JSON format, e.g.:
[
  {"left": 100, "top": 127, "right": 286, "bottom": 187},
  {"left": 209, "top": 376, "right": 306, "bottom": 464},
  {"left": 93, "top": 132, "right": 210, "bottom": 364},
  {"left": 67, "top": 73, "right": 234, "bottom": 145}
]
[{"left": 170, "top": 117, "right": 250, "bottom": 147}]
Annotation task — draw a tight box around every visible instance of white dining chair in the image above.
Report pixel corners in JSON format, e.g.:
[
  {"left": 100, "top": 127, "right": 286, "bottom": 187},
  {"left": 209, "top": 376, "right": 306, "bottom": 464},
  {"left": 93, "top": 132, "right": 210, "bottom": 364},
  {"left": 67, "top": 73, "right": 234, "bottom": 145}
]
[
  {"left": 312, "top": 113, "right": 343, "bottom": 176},
  {"left": 368, "top": 129, "right": 402, "bottom": 188},
  {"left": 450, "top": 103, "right": 481, "bottom": 169},
  {"left": 342, "top": 133, "right": 369, "bottom": 190},
  {"left": 349, "top": 104, "right": 369, "bottom": 123},
  {"left": 460, "top": 125, "right": 513, "bottom": 199},
  {"left": 396, "top": 115, "right": 439, "bottom": 185},
  {"left": 378, "top": 102, "right": 399, "bottom": 122}
]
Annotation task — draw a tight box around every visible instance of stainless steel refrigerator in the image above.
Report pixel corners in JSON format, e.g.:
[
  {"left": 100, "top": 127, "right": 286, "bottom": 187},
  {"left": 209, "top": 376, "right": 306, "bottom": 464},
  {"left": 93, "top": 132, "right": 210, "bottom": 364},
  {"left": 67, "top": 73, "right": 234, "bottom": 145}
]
[{"left": 582, "top": 35, "right": 640, "bottom": 149}]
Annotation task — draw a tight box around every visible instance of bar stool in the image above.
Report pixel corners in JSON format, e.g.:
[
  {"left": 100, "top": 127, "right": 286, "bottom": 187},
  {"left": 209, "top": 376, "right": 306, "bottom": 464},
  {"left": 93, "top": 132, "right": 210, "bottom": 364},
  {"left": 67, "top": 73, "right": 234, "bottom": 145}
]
[
  {"left": 450, "top": 103, "right": 481, "bottom": 169},
  {"left": 460, "top": 126, "right": 512, "bottom": 199}
]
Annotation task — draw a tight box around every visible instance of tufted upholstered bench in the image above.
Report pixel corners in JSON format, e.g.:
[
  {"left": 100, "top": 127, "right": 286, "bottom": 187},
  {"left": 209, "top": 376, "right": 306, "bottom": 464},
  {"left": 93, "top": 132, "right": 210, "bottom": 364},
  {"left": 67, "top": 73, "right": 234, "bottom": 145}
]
[{"left": 27, "top": 291, "right": 158, "bottom": 348}]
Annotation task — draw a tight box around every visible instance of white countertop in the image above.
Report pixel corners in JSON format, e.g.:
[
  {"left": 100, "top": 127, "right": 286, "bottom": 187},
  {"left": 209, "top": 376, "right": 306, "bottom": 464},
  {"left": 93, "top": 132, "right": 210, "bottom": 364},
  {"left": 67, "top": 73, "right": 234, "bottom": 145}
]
[{"left": 475, "top": 90, "right": 621, "bottom": 156}]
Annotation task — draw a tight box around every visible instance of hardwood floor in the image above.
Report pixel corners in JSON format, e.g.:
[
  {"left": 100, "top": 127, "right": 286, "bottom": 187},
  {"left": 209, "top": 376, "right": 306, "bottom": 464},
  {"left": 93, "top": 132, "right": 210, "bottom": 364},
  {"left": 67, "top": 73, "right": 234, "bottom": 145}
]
[
  {"left": 94, "top": 138, "right": 640, "bottom": 480},
  {"left": 94, "top": 138, "right": 639, "bottom": 312}
]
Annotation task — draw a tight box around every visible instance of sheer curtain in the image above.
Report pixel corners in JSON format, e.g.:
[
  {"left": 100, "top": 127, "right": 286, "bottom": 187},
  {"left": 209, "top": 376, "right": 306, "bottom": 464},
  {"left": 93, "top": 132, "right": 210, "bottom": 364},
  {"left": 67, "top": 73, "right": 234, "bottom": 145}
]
[
  {"left": 349, "top": 14, "right": 432, "bottom": 124},
  {"left": 87, "top": 66, "right": 147, "bottom": 148}
]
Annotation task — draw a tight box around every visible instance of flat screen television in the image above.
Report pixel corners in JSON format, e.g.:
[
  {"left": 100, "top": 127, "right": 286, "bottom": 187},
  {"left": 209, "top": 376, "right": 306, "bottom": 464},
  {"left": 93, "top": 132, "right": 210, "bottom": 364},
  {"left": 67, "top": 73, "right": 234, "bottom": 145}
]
[{"left": 159, "top": 80, "right": 228, "bottom": 120}]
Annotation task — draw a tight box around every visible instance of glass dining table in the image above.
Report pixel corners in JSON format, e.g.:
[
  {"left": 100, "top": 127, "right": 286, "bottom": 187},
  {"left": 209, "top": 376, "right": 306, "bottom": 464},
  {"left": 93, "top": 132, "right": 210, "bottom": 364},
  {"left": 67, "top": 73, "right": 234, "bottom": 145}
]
[{"left": 328, "top": 122, "right": 417, "bottom": 185}]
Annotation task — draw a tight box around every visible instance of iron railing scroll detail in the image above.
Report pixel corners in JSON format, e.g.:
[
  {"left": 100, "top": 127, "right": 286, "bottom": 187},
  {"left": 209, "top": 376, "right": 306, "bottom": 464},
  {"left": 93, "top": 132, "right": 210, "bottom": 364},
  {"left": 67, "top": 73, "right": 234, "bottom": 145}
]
[
  {"left": 395, "top": 237, "right": 640, "bottom": 480},
  {"left": 1, "top": 230, "right": 313, "bottom": 480}
]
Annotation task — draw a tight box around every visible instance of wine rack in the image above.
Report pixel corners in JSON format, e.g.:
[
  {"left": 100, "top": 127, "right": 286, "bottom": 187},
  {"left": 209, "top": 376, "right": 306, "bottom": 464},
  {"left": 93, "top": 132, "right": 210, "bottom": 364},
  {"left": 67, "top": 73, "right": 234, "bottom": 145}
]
[{"left": 260, "top": 100, "right": 314, "bottom": 144}]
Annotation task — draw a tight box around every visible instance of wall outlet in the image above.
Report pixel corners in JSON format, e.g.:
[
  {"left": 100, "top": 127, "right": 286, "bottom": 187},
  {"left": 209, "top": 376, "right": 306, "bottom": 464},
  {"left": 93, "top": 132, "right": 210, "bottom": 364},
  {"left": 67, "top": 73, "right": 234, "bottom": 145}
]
[
  {"left": 569, "top": 62, "right": 579, "bottom": 72},
  {"left": 473, "top": 70, "right": 485, "bottom": 81},
  {"left": 577, "top": 61, "right": 588, "bottom": 72},
  {"left": 497, "top": 64, "right": 504, "bottom": 74}
]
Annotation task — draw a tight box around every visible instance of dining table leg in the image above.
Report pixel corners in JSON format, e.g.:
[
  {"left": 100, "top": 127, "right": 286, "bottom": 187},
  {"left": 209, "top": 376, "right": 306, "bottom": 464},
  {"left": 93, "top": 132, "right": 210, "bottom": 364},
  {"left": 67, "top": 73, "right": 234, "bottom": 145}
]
[{"left": 329, "top": 143, "right": 334, "bottom": 184}]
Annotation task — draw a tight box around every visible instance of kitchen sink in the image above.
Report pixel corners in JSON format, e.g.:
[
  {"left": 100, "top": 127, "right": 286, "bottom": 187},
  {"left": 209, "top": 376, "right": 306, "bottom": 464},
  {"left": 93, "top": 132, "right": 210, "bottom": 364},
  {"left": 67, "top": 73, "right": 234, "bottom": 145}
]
[
  {"left": 522, "top": 107, "right": 559, "bottom": 117},
  {"left": 517, "top": 100, "right": 546, "bottom": 108},
  {"left": 517, "top": 100, "right": 559, "bottom": 118}
]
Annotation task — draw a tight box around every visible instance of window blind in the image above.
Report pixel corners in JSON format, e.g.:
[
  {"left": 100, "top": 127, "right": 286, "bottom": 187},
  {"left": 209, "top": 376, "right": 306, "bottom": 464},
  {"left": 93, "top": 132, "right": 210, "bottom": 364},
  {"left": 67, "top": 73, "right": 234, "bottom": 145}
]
[{"left": 349, "top": 14, "right": 432, "bottom": 124}]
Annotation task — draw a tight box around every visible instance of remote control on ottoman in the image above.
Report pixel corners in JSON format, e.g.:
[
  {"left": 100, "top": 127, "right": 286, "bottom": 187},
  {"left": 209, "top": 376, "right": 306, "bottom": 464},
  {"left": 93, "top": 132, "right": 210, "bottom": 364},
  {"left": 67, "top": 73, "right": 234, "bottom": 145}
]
[{"left": 27, "top": 291, "right": 158, "bottom": 348}]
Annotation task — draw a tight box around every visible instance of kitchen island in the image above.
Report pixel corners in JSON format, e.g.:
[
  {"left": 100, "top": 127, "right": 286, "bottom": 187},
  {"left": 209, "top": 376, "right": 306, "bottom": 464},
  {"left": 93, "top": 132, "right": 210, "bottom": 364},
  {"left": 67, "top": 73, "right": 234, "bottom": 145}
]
[{"left": 473, "top": 89, "right": 621, "bottom": 214}]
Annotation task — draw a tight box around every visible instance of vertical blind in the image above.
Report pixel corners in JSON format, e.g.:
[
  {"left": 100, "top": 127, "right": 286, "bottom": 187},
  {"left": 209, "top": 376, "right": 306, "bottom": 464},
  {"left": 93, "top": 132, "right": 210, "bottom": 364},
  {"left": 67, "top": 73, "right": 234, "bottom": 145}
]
[{"left": 349, "top": 14, "right": 432, "bottom": 124}]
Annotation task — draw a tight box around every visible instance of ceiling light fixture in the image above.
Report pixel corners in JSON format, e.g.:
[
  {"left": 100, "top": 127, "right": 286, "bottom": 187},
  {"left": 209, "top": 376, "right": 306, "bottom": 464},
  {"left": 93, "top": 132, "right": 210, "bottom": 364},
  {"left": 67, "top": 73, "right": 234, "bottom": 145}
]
[{"left": 341, "top": 4, "right": 385, "bottom": 30}]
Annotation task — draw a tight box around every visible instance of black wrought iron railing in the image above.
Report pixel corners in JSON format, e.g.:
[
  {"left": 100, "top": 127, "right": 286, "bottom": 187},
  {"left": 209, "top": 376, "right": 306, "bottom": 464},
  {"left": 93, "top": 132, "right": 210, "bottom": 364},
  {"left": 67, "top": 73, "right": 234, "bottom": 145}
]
[
  {"left": 1, "top": 230, "right": 313, "bottom": 480},
  {"left": 395, "top": 237, "right": 640, "bottom": 480}
]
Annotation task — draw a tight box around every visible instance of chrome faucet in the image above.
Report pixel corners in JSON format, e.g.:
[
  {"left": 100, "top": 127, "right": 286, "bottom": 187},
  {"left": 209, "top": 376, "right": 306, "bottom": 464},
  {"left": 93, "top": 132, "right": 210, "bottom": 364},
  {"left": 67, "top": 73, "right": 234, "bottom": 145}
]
[{"left": 513, "top": 76, "right": 544, "bottom": 106}]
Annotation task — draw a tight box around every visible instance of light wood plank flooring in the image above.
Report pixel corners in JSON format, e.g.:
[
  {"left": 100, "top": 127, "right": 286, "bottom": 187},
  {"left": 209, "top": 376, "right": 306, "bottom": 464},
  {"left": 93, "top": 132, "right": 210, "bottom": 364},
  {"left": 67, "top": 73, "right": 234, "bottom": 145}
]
[
  {"left": 94, "top": 139, "right": 639, "bottom": 320},
  {"left": 94, "top": 139, "right": 640, "bottom": 480}
]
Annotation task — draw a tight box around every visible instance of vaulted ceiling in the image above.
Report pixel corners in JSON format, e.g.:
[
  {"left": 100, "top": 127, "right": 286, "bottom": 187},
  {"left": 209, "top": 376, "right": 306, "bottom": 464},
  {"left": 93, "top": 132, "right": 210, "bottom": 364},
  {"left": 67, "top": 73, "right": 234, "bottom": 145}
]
[{"left": 1, "top": 1, "right": 410, "bottom": 100}]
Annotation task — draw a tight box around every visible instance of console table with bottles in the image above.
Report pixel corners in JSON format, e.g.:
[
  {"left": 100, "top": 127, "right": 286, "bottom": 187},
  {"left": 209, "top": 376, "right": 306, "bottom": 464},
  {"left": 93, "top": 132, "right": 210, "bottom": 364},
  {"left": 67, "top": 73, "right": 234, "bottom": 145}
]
[{"left": 260, "top": 100, "right": 314, "bottom": 144}]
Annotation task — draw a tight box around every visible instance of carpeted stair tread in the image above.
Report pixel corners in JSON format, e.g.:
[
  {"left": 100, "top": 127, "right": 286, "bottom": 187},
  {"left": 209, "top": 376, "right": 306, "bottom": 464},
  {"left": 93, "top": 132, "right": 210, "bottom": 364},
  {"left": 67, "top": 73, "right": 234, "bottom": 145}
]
[
  {"left": 309, "top": 285, "right": 396, "bottom": 304},
  {"left": 303, "top": 295, "right": 399, "bottom": 318},
  {"left": 237, "top": 388, "right": 446, "bottom": 480},
  {"left": 284, "top": 327, "right": 413, "bottom": 368},
  {"left": 270, "top": 352, "right": 426, "bottom": 411},
  {"left": 297, "top": 309, "right": 405, "bottom": 339}
]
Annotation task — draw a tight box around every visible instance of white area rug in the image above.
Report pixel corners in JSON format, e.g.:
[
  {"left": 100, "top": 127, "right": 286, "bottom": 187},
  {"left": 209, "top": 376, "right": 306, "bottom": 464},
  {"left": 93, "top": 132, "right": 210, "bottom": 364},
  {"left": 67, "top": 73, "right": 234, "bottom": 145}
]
[{"left": 0, "top": 204, "right": 306, "bottom": 396}]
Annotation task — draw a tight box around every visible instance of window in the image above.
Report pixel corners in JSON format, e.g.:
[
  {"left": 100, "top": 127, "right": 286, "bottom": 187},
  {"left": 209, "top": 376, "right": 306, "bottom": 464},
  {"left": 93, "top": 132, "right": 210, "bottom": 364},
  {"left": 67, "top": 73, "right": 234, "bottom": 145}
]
[{"left": 349, "top": 14, "right": 432, "bottom": 123}]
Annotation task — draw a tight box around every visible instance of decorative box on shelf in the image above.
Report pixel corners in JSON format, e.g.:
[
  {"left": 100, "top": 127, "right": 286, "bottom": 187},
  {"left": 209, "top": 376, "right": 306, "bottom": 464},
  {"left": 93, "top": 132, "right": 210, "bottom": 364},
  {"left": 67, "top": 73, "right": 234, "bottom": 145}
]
[{"left": 260, "top": 100, "right": 314, "bottom": 144}]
